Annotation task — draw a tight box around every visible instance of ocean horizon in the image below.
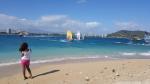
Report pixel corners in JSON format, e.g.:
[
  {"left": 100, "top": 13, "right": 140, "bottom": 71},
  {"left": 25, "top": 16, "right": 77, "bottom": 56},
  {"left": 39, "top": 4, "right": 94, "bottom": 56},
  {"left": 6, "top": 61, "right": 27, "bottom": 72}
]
[{"left": 0, "top": 35, "right": 150, "bottom": 67}]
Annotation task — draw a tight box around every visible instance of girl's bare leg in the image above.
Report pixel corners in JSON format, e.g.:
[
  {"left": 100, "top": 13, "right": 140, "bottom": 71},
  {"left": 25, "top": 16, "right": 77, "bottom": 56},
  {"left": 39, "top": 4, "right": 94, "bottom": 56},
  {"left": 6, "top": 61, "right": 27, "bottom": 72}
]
[
  {"left": 22, "top": 65, "right": 27, "bottom": 80},
  {"left": 26, "top": 65, "right": 33, "bottom": 79}
]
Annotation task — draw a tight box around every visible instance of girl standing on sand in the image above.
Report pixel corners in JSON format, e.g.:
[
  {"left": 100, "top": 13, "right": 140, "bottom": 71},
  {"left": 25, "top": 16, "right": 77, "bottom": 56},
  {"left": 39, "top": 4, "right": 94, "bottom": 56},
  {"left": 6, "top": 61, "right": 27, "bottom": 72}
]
[{"left": 19, "top": 42, "right": 33, "bottom": 80}]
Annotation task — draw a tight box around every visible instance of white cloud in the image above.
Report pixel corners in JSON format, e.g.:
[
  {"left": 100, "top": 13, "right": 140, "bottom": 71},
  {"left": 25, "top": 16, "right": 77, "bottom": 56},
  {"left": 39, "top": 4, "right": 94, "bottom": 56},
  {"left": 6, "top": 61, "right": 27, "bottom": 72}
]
[
  {"left": 115, "top": 22, "right": 143, "bottom": 31},
  {"left": 86, "top": 22, "right": 100, "bottom": 28},
  {"left": 1, "top": 14, "right": 149, "bottom": 34},
  {"left": 0, "top": 13, "right": 103, "bottom": 34},
  {"left": 40, "top": 15, "right": 67, "bottom": 22}
]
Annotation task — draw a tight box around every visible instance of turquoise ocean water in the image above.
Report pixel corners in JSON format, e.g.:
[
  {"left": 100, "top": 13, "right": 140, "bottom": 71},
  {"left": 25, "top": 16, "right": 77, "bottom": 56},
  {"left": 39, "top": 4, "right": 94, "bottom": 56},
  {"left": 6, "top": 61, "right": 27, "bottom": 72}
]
[{"left": 0, "top": 35, "right": 150, "bottom": 66}]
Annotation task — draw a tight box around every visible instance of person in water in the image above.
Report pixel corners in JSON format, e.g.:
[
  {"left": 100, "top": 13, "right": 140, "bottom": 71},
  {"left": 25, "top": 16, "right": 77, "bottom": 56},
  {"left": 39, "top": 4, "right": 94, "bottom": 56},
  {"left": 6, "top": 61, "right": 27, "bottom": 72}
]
[{"left": 19, "top": 42, "right": 33, "bottom": 79}]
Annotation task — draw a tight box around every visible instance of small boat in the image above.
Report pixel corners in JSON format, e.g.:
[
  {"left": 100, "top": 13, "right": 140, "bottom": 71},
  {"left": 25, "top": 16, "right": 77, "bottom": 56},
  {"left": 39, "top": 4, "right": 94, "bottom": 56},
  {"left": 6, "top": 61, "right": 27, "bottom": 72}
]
[
  {"left": 144, "top": 34, "right": 150, "bottom": 43},
  {"left": 66, "top": 30, "right": 73, "bottom": 41},
  {"left": 131, "top": 37, "right": 145, "bottom": 44}
]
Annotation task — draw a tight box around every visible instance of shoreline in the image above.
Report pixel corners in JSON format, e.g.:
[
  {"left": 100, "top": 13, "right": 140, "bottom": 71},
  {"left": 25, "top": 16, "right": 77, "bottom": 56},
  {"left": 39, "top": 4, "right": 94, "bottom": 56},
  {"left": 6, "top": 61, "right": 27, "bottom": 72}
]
[
  {"left": 1, "top": 54, "right": 150, "bottom": 67},
  {"left": 0, "top": 56, "right": 117, "bottom": 67}
]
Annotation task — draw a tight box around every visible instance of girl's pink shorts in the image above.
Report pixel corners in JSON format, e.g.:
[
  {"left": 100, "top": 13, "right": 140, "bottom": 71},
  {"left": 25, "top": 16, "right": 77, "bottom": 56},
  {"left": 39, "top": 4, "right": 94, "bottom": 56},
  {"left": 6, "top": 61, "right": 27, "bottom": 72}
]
[{"left": 20, "top": 60, "right": 30, "bottom": 66}]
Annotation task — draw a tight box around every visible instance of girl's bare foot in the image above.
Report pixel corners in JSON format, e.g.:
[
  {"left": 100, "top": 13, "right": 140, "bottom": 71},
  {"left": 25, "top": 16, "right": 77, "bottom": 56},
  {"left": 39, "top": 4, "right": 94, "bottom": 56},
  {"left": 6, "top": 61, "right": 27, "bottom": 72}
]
[
  {"left": 24, "top": 76, "right": 28, "bottom": 80},
  {"left": 29, "top": 76, "right": 33, "bottom": 79}
]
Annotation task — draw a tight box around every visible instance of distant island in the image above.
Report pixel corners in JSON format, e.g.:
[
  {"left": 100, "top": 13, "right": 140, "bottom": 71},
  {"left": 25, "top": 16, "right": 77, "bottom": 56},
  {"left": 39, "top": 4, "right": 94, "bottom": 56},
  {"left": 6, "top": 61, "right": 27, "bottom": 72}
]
[
  {"left": 0, "top": 28, "right": 66, "bottom": 37},
  {"left": 0, "top": 29, "right": 150, "bottom": 40},
  {"left": 107, "top": 30, "right": 150, "bottom": 40}
]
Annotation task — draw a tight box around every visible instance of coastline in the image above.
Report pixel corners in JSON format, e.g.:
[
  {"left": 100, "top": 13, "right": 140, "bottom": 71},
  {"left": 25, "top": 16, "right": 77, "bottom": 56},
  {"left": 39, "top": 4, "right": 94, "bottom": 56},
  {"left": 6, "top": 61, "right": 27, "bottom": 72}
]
[{"left": 1, "top": 58, "right": 150, "bottom": 84}]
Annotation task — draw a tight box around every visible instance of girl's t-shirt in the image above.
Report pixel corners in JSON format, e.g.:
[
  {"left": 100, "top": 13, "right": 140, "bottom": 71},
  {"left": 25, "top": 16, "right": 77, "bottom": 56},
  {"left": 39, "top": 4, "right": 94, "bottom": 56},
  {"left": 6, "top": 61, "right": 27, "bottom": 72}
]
[{"left": 21, "top": 51, "right": 30, "bottom": 60}]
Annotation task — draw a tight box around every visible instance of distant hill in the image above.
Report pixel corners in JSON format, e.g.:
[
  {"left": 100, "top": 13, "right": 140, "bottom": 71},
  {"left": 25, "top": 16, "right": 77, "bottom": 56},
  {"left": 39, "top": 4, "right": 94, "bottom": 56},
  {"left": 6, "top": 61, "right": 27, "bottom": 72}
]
[{"left": 107, "top": 30, "right": 150, "bottom": 39}]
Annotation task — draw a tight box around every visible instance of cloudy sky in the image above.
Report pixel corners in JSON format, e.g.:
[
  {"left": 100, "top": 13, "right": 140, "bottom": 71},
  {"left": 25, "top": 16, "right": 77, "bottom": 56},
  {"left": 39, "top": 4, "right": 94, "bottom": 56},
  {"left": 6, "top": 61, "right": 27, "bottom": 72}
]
[{"left": 0, "top": 0, "right": 150, "bottom": 34}]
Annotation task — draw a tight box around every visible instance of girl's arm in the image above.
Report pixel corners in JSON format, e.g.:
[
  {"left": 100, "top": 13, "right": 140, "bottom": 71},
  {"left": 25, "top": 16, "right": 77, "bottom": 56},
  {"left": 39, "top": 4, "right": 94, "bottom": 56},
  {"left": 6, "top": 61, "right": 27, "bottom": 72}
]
[{"left": 21, "top": 52, "right": 24, "bottom": 57}]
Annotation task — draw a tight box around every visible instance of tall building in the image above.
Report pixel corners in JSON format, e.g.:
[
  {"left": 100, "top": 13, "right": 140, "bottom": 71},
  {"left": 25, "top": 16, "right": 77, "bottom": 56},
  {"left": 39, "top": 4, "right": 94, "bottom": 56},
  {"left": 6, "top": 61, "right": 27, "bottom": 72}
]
[{"left": 7, "top": 28, "right": 11, "bottom": 34}]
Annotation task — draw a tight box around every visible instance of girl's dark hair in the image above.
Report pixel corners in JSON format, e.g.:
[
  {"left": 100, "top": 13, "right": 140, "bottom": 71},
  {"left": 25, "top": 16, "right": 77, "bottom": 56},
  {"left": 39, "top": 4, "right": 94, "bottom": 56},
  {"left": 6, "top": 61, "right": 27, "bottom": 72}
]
[{"left": 19, "top": 42, "right": 28, "bottom": 52}]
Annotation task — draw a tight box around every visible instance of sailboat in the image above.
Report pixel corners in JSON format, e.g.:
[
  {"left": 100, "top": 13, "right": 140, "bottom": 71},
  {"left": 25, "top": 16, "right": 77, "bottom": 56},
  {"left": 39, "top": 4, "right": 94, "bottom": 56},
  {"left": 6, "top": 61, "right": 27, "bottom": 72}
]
[
  {"left": 76, "top": 31, "right": 81, "bottom": 40},
  {"left": 82, "top": 34, "right": 85, "bottom": 40},
  {"left": 66, "top": 30, "right": 73, "bottom": 41}
]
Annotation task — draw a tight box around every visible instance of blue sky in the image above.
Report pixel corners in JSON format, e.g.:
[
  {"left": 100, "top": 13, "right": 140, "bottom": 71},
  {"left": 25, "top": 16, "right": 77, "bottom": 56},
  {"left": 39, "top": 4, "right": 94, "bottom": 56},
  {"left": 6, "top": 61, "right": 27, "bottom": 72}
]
[{"left": 0, "top": 0, "right": 149, "bottom": 34}]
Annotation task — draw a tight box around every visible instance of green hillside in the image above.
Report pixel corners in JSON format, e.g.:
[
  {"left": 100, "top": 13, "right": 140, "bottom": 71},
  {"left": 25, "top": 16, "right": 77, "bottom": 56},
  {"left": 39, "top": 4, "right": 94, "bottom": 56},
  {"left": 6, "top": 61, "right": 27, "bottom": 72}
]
[{"left": 107, "top": 30, "right": 150, "bottom": 39}]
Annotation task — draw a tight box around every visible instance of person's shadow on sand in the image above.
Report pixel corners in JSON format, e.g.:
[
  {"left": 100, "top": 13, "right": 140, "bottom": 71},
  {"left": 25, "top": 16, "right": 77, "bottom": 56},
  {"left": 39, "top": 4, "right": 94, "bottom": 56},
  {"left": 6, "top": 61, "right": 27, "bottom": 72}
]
[{"left": 33, "top": 69, "right": 60, "bottom": 78}]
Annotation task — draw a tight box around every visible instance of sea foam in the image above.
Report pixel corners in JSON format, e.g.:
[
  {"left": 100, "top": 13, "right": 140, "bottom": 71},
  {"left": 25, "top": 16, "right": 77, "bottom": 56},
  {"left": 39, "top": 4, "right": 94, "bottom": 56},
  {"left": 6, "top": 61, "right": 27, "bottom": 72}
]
[
  {"left": 122, "top": 52, "right": 136, "bottom": 56},
  {"left": 139, "top": 51, "right": 150, "bottom": 56}
]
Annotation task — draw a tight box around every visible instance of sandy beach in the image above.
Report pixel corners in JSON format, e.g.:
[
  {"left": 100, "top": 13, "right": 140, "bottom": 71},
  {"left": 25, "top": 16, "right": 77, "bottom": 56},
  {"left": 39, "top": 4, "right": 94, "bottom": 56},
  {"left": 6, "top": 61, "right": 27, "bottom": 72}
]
[{"left": 1, "top": 59, "right": 150, "bottom": 84}]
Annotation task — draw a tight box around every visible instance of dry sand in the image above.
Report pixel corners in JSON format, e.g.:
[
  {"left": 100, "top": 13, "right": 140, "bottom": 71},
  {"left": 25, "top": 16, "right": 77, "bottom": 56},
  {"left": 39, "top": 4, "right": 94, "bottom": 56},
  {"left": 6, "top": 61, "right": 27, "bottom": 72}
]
[{"left": 1, "top": 59, "right": 150, "bottom": 84}]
